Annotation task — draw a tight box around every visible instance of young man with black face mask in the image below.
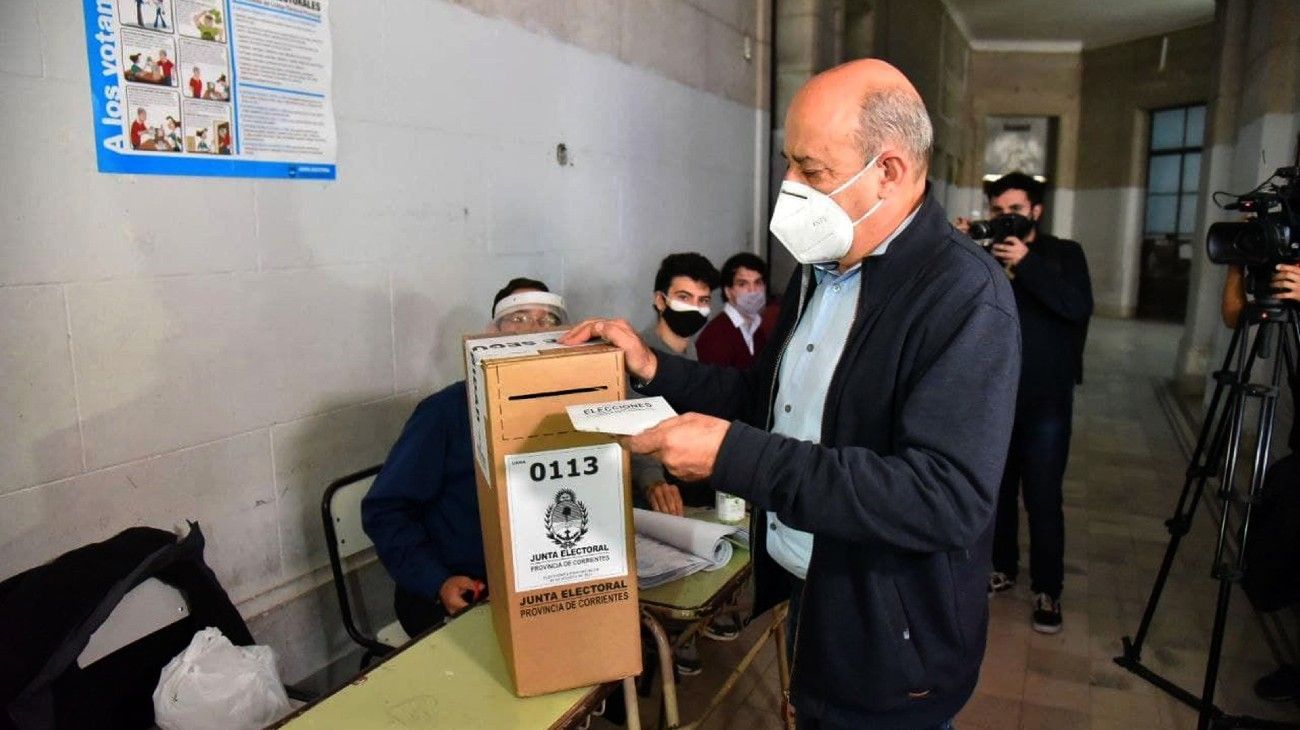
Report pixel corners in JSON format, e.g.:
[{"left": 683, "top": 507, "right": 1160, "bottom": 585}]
[
  {"left": 641, "top": 252, "right": 719, "bottom": 359},
  {"left": 635, "top": 253, "right": 720, "bottom": 518},
  {"left": 956, "top": 172, "right": 1093, "bottom": 634},
  {"left": 633, "top": 252, "right": 731, "bottom": 674}
]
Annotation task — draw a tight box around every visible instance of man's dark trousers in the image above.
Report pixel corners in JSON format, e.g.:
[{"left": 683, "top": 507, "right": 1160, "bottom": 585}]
[{"left": 992, "top": 394, "right": 1072, "bottom": 599}]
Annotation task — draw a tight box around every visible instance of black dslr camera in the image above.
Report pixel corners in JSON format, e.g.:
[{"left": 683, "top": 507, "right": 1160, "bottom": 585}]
[
  {"left": 967, "top": 213, "right": 1035, "bottom": 250},
  {"left": 1206, "top": 166, "right": 1300, "bottom": 301}
]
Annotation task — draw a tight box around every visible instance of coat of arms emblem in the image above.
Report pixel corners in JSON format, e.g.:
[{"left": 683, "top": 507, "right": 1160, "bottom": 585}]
[{"left": 545, "top": 489, "right": 589, "bottom": 548}]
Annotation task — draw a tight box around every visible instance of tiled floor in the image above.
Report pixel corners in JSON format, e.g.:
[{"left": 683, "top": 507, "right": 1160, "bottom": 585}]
[{"left": 599, "top": 317, "right": 1300, "bottom": 730}]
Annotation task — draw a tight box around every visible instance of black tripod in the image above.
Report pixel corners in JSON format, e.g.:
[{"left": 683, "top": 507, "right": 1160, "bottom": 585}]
[{"left": 1115, "top": 301, "right": 1300, "bottom": 730}]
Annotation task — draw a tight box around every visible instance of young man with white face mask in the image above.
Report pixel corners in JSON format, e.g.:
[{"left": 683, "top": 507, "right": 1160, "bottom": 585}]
[
  {"left": 563, "top": 59, "right": 1020, "bottom": 728},
  {"left": 697, "top": 253, "right": 773, "bottom": 369}
]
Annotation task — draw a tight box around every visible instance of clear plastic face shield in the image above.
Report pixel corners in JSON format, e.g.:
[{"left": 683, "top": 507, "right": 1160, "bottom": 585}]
[{"left": 492, "top": 291, "right": 568, "bottom": 333}]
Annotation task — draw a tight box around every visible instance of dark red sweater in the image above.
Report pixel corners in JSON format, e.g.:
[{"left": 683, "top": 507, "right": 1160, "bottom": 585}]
[{"left": 696, "top": 310, "right": 768, "bottom": 369}]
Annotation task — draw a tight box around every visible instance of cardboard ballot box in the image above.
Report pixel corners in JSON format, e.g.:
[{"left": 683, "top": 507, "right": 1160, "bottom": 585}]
[{"left": 463, "top": 330, "right": 641, "bottom": 697}]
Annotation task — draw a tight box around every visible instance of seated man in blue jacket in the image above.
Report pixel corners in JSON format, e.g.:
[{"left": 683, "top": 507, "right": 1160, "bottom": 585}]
[
  {"left": 563, "top": 59, "right": 1019, "bottom": 729},
  {"left": 362, "top": 278, "right": 567, "bottom": 636}
]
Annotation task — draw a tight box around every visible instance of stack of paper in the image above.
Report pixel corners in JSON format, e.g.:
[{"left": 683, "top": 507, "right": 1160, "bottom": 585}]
[
  {"left": 632, "top": 509, "right": 748, "bottom": 589},
  {"left": 633, "top": 535, "right": 713, "bottom": 589}
]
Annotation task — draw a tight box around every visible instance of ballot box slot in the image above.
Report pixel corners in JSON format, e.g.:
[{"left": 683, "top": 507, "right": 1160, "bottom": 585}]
[{"left": 507, "top": 385, "right": 609, "bottom": 401}]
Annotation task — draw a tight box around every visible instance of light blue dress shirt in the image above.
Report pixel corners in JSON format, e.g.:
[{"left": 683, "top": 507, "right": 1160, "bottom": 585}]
[{"left": 765, "top": 210, "right": 919, "bottom": 580}]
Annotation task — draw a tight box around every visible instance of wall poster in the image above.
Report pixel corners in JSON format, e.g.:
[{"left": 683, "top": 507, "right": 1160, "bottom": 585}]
[{"left": 82, "top": 0, "right": 336, "bottom": 179}]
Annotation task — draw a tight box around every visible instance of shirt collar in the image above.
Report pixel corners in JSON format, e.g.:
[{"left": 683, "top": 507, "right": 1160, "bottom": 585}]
[
  {"left": 723, "top": 302, "right": 746, "bottom": 328},
  {"left": 812, "top": 204, "right": 921, "bottom": 282},
  {"left": 723, "top": 301, "right": 761, "bottom": 332}
]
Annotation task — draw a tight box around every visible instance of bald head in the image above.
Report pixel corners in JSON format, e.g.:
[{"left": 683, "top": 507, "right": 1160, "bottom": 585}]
[
  {"left": 787, "top": 59, "right": 933, "bottom": 179},
  {"left": 778, "top": 59, "right": 933, "bottom": 268}
]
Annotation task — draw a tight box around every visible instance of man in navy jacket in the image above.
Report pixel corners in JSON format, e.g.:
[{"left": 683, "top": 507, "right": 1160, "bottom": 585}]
[
  {"left": 362, "top": 278, "right": 567, "bottom": 636},
  {"left": 563, "top": 60, "right": 1019, "bottom": 729}
]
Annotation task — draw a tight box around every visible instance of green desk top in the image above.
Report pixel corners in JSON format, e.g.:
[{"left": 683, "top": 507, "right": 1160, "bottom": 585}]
[
  {"left": 281, "top": 606, "right": 602, "bottom": 729},
  {"left": 638, "top": 509, "right": 751, "bottom": 613}
]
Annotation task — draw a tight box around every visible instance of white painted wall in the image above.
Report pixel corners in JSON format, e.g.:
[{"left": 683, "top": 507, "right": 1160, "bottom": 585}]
[
  {"left": 943, "top": 185, "right": 982, "bottom": 225},
  {"left": 1072, "top": 186, "right": 1145, "bottom": 317},
  {"left": 1047, "top": 187, "right": 1075, "bottom": 242},
  {"left": 0, "top": 0, "right": 760, "bottom": 679},
  {"left": 1177, "top": 140, "right": 1235, "bottom": 382}
]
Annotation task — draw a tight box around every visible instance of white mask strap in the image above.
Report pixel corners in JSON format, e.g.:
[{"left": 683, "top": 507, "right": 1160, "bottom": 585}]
[
  {"left": 666, "top": 298, "right": 711, "bottom": 316},
  {"left": 849, "top": 198, "right": 885, "bottom": 227},
  {"left": 827, "top": 152, "right": 882, "bottom": 198}
]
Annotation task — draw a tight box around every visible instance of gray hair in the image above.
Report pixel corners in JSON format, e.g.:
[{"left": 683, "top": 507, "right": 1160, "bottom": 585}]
[{"left": 855, "top": 87, "right": 933, "bottom": 174}]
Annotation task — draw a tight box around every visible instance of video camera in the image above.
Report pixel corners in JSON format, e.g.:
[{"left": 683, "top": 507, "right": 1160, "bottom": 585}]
[
  {"left": 1206, "top": 166, "right": 1300, "bottom": 300},
  {"left": 967, "top": 213, "right": 1035, "bottom": 249}
]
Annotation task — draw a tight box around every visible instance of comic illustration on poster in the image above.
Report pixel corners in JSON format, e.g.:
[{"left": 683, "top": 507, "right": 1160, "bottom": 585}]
[{"left": 83, "top": 0, "right": 336, "bottom": 179}]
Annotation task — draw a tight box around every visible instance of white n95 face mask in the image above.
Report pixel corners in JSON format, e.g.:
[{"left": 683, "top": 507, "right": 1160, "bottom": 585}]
[{"left": 769, "top": 154, "right": 884, "bottom": 264}]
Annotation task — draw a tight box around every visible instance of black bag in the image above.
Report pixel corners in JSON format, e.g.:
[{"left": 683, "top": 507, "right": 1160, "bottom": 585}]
[
  {"left": 1242, "top": 454, "right": 1300, "bottom": 613},
  {"left": 0, "top": 524, "right": 252, "bottom": 730}
]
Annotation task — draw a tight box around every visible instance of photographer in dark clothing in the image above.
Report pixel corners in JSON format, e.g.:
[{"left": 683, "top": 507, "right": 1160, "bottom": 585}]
[{"left": 957, "top": 172, "right": 1093, "bottom": 634}]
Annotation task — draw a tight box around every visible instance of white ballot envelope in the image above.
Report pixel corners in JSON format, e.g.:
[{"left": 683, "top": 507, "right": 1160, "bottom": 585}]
[{"left": 566, "top": 397, "right": 678, "bottom": 436}]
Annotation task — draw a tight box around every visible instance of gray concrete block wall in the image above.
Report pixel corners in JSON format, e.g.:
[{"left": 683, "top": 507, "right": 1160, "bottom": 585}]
[
  {"left": 0, "top": 0, "right": 768, "bottom": 681},
  {"left": 451, "top": 0, "right": 769, "bottom": 110}
]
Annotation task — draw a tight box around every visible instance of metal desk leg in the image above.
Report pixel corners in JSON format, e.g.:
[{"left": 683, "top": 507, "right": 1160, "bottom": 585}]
[
  {"left": 623, "top": 676, "right": 641, "bottom": 730},
  {"left": 772, "top": 604, "right": 793, "bottom": 730},
  {"left": 641, "top": 609, "right": 680, "bottom": 729},
  {"left": 677, "top": 610, "right": 784, "bottom": 730}
]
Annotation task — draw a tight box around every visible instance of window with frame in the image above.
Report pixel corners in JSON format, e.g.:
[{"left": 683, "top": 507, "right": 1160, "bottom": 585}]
[{"left": 1143, "top": 104, "right": 1206, "bottom": 238}]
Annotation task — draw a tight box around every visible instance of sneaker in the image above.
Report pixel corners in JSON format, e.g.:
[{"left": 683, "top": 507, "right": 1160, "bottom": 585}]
[
  {"left": 987, "top": 571, "right": 1016, "bottom": 596},
  {"left": 702, "top": 613, "right": 742, "bottom": 642},
  {"left": 1255, "top": 664, "right": 1300, "bottom": 702},
  {"left": 1031, "top": 593, "right": 1062, "bottom": 634},
  {"left": 674, "top": 638, "right": 702, "bottom": 676}
]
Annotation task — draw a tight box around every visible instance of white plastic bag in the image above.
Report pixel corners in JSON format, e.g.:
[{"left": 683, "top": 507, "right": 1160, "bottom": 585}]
[{"left": 152, "top": 627, "right": 292, "bottom": 730}]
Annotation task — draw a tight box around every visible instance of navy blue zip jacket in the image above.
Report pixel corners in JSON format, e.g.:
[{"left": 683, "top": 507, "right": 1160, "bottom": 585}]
[
  {"left": 638, "top": 193, "right": 1020, "bottom": 728},
  {"left": 361, "top": 381, "right": 486, "bottom": 601}
]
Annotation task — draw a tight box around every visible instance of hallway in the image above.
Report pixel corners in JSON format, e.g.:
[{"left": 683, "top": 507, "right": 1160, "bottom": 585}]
[
  {"left": 959, "top": 316, "right": 1300, "bottom": 728},
  {"left": 628, "top": 317, "right": 1300, "bottom": 729}
]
